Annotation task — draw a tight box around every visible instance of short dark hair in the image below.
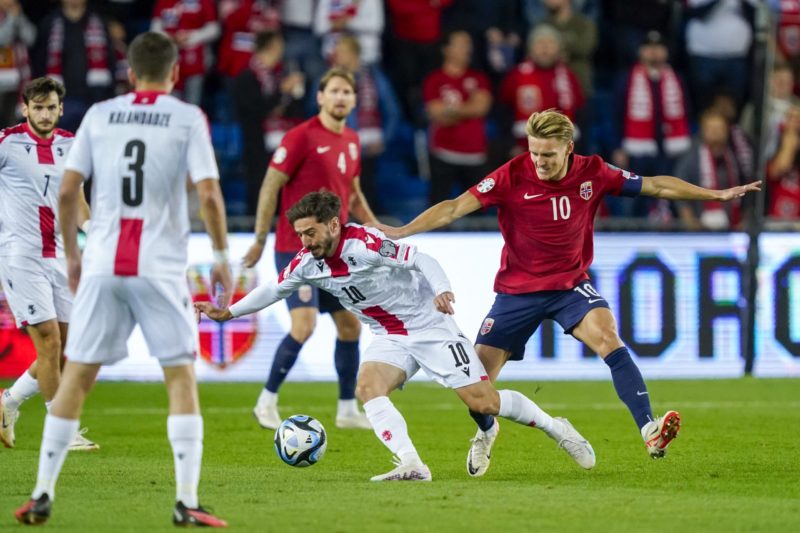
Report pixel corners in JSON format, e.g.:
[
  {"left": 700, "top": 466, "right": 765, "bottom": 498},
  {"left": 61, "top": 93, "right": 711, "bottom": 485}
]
[
  {"left": 318, "top": 67, "right": 356, "bottom": 93},
  {"left": 255, "top": 30, "right": 282, "bottom": 53},
  {"left": 128, "top": 31, "right": 178, "bottom": 82},
  {"left": 286, "top": 191, "right": 341, "bottom": 225},
  {"left": 22, "top": 77, "right": 66, "bottom": 104}
]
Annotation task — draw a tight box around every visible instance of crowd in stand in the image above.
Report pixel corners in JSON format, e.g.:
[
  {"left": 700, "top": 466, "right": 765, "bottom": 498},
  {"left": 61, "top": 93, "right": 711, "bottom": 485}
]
[{"left": 1, "top": 0, "right": 798, "bottom": 228}]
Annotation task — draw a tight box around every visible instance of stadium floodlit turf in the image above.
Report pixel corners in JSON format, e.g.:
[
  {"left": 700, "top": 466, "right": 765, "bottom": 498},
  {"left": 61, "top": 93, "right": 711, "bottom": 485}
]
[{"left": 2, "top": 378, "right": 798, "bottom": 532}]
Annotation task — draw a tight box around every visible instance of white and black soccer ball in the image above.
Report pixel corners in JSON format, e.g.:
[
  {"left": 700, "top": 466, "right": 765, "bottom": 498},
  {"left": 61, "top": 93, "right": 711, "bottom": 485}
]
[{"left": 274, "top": 415, "right": 327, "bottom": 467}]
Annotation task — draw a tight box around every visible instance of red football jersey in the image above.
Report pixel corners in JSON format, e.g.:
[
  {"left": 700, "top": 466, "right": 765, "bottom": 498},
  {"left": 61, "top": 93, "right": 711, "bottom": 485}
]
[
  {"left": 469, "top": 153, "right": 642, "bottom": 294},
  {"left": 269, "top": 116, "right": 361, "bottom": 252},
  {"left": 422, "top": 68, "right": 491, "bottom": 160}
]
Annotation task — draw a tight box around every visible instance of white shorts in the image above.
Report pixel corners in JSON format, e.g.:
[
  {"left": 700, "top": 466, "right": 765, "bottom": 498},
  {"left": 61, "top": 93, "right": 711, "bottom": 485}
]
[
  {"left": 0, "top": 255, "right": 72, "bottom": 328},
  {"left": 362, "top": 317, "right": 488, "bottom": 389},
  {"left": 65, "top": 275, "right": 198, "bottom": 367}
]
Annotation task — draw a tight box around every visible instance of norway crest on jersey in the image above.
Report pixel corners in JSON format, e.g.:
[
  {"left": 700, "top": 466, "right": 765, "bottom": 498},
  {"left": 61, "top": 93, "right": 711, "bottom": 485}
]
[
  {"left": 189, "top": 265, "right": 258, "bottom": 368},
  {"left": 579, "top": 181, "right": 593, "bottom": 201}
]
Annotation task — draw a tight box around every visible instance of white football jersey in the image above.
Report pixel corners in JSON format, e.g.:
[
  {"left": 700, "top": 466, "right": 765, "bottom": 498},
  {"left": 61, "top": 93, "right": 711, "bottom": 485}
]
[
  {"left": 66, "top": 91, "right": 219, "bottom": 279},
  {"left": 242, "top": 224, "right": 452, "bottom": 335},
  {"left": 0, "top": 123, "right": 74, "bottom": 258}
]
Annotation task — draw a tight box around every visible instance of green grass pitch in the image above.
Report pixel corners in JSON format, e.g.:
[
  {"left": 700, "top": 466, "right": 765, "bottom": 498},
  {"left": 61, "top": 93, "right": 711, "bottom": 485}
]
[{"left": 2, "top": 378, "right": 799, "bottom": 532}]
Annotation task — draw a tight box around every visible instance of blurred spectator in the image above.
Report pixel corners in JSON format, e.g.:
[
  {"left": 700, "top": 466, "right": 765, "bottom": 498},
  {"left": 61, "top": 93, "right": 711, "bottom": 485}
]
[
  {"left": 774, "top": 0, "right": 800, "bottom": 94},
  {"left": 107, "top": 18, "right": 131, "bottom": 95},
  {"left": 542, "top": 0, "right": 597, "bottom": 98},
  {"left": 33, "top": 0, "right": 116, "bottom": 131},
  {"left": 331, "top": 34, "right": 400, "bottom": 214},
  {"left": 423, "top": 29, "right": 492, "bottom": 204},
  {"left": 0, "top": 0, "right": 35, "bottom": 127},
  {"left": 709, "top": 90, "right": 754, "bottom": 180},
  {"left": 675, "top": 109, "right": 744, "bottom": 230},
  {"left": 742, "top": 63, "right": 800, "bottom": 157},
  {"left": 231, "top": 30, "right": 305, "bottom": 215},
  {"left": 609, "top": 30, "right": 690, "bottom": 218},
  {"left": 314, "top": 0, "right": 384, "bottom": 66},
  {"left": 766, "top": 105, "right": 800, "bottom": 219},
  {"left": 151, "top": 0, "right": 219, "bottom": 106},
  {"left": 386, "top": 0, "right": 453, "bottom": 126},
  {"left": 602, "top": 0, "right": 675, "bottom": 69},
  {"left": 499, "top": 24, "right": 584, "bottom": 153},
  {"left": 684, "top": 0, "right": 758, "bottom": 115},
  {"left": 281, "top": 0, "right": 326, "bottom": 85},
  {"left": 217, "top": 0, "right": 281, "bottom": 79},
  {"left": 523, "top": 0, "right": 601, "bottom": 27}
]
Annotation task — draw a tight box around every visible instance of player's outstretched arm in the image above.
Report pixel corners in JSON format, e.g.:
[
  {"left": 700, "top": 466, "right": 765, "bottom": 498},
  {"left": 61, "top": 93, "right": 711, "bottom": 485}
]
[
  {"left": 412, "top": 252, "right": 455, "bottom": 315},
  {"left": 373, "top": 191, "right": 482, "bottom": 239},
  {"left": 59, "top": 170, "right": 86, "bottom": 294},
  {"left": 243, "top": 167, "right": 290, "bottom": 268},
  {"left": 197, "top": 178, "right": 233, "bottom": 306},
  {"left": 195, "top": 280, "right": 284, "bottom": 323},
  {"left": 641, "top": 175, "right": 762, "bottom": 202},
  {"left": 194, "top": 301, "right": 233, "bottom": 322}
]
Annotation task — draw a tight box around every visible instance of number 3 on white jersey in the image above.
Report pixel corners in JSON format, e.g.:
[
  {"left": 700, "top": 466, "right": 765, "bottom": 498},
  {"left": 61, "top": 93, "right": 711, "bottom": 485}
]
[{"left": 337, "top": 152, "right": 346, "bottom": 174}]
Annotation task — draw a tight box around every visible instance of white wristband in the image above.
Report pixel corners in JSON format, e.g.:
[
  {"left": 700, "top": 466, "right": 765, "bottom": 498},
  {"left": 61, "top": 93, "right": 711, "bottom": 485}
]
[
  {"left": 80, "top": 220, "right": 91, "bottom": 234},
  {"left": 212, "top": 248, "right": 229, "bottom": 265}
]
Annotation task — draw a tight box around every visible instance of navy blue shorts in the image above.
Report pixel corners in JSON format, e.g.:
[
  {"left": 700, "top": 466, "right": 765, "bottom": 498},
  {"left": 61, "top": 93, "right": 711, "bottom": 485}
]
[
  {"left": 275, "top": 251, "right": 344, "bottom": 314},
  {"left": 475, "top": 280, "right": 610, "bottom": 361}
]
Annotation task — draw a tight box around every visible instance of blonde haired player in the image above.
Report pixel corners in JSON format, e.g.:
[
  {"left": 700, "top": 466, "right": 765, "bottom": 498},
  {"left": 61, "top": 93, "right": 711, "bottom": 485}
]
[
  {"left": 0, "top": 77, "right": 97, "bottom": 451},
  {"left": 15, "top": 32, "right": 231, "bottom": 527}
]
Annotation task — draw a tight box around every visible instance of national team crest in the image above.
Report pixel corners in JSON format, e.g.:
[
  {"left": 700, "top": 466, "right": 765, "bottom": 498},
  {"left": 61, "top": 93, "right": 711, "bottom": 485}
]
[
  {"left": 348, "top": 142, "right": 358, "bottom": 160},
  {"left": 189, "top": 266, "right": 258, "bottom": 368},
  {"left": 480, "top": 318, "right": 495, "bottom": 335},
  {"left": 579, "top": 181, "right": 593, "bottom": 201}
]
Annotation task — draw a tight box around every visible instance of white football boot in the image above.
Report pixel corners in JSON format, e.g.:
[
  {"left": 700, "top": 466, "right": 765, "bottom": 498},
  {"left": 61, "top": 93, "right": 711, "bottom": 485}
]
[
  {"left": 0, "top": 390, "right": 19, "bottom": 448},
  {"left": 643, "top": 410, "right": 681, "bottom": 458},
  {"left": 253, "top": 402, "right": 282, "bottom": 430},
  {"left": 549, "top": 417, "right": 596, "bottom": 469},
  {"left": 68, "top": 427, "right": 99, "bottom": 451},
  {"left": 370, "top": 458, "right": 432, "bottom": 482},
  {"left": 335, "top": 410, "right": 372, "bottom": 429},
  {"left": 466, "top": 419, "right": 499, "bottom": 477}
]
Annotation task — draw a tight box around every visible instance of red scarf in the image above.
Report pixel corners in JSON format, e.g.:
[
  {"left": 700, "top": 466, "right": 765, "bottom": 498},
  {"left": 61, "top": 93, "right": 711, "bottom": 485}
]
[
  {"left": 0, "top": 13, "right": 30, "bottom": 95},
  {"left": 46, "top": 13, "right": 111, "bottom": 88},
  {"left": 250, "top": 57, "right": 301, "bottom": 151},
  {"left": 779, "top": 0, "right": 800, "bottom": 57},
  {"left": 700, "top": 144, "right": 740, "bottom": 226},
  {"left": 356, "top": 67, "right": 383, "bottom": 147},
  {"left": 507, "top": 60, "right": 580, "bottom": 140},
  {"left": 623, "top": 64, "right": 690, "bottom": 157}
]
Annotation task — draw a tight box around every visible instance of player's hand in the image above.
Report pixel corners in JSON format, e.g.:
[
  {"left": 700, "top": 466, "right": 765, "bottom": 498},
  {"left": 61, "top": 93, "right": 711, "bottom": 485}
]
[
  {"left": 210, "top": 262, "right": 233, "bottom": 307},
  {"left": 370, "top": 223, "right": 405, "bottom": 240},
  {"left": 434, "top": 291, "right": 455, "bottom": 315},
  {"left": 718, "top": 180, "right": 762, "bottom": 201},
  {"left": 194, "top": 301, "right": 233, "bottom": 323},
  {"left": 242, "top": 242, "right": 264, "bottom": 268},
  {"left": 67, "top": 255, "right": 81, "bottom": 294}
]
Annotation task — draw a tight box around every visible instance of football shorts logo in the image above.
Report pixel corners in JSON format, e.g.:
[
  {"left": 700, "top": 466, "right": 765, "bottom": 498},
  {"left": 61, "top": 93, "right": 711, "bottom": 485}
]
[
  {"left": 273, "top": 146, "right": 287, "bottom": 164},
  {"left": 348, "top": 142, "right": 358, "bottom": 160},
  {"left": 476, "top": 177, "right": 495, "bottom": 193},
  {"left": 378, "top": 240, "right": 399, "bottom": 259},
  {"left": 580, "top": 181, "right": 593, "bottom": 200},
  {"left": 480, "top": 318, "right": 495, "bottom": 335}
]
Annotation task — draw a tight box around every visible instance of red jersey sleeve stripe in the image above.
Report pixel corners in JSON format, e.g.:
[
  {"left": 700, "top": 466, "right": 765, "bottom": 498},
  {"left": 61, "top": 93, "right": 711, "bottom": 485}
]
[{"left": 278, "top": 250, "right": 307, "bottom": 283}]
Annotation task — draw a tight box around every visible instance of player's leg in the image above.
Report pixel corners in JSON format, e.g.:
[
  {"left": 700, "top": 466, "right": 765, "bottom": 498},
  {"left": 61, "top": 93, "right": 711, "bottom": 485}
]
[
  {"left": 330, "top": 306, "right": 369, "bottom": 429},
  {"left": 1, "top": 361, "right": 39, "bottom": 448},
  {"left": 26, "top": 319, "right": 63, "bottom": 406},
  {"left": 132, "top": 277, "right": 227, "bottom": 526},
  {"left": 570, "top": 304, "right": 680, "bottom": 458},
  {"left": 15, "top": 361, "right": 100, "bottom": 525},
  {"left": 357, "top": 338, "right": 431, "bottom": 481},
  {"left": 56, "top": 322, "right": 98, "bottom": 451},
  {"left": 255, "top": 253, "right": 320, "bottom": 429}
]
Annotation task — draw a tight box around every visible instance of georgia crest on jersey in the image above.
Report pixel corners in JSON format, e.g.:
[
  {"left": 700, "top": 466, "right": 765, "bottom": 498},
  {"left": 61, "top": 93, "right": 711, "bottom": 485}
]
[
  {"left": 276, "top": 224, "right": 443, "bottom": 335},
  {"left": 0, "top": 123, "right": 74, "bottom": 258}
]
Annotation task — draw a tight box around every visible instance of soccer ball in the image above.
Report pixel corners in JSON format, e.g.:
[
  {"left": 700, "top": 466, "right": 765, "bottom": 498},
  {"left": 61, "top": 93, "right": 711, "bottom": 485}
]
[{"left": 274, "top": 415, "right": 327, "bottom": 467}]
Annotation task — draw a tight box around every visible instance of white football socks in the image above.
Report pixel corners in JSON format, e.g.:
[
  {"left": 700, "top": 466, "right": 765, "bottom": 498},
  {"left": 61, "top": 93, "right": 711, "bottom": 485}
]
[
  {"left": 4, "top": 370, "right": 39, "bottom": 410},
  {"left": 498, "top": 389, "right": 555, "bottom": 434},
  {"left": 363, "top": 396, "right": 421, "bottom": 466},
  {"left": 167, "top": 414, "right": 203, "bottom": 509},
  {"left": 257, "top": 389, "right": 277, "bottom": 407},
  {"left": 337, "top": 398, "right": 359, "bottom": 418},
  {"left": 32, "top": 415, "right": 79, "bottom": 500}
]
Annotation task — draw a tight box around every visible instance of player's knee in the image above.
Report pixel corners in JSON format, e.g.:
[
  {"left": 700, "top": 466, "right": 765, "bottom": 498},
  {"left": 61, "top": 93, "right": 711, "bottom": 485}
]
[
  {"left": 597, "top": 331, "right": 623, "bottom": 356},
  {"left": 355, "top": 378, "right": 385, "bottom": 403},
  {"left": 466, "top": 391, "right": 500, "bottom": 416},
  {"left": 37, "top": 332, "right": 62, "bottom": 359},
  {"left": 290, "top": 323, "right": 316, "bottom": 343},
  {"left": 337, "top": 321, "right": 361, "bottom": 342}
]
